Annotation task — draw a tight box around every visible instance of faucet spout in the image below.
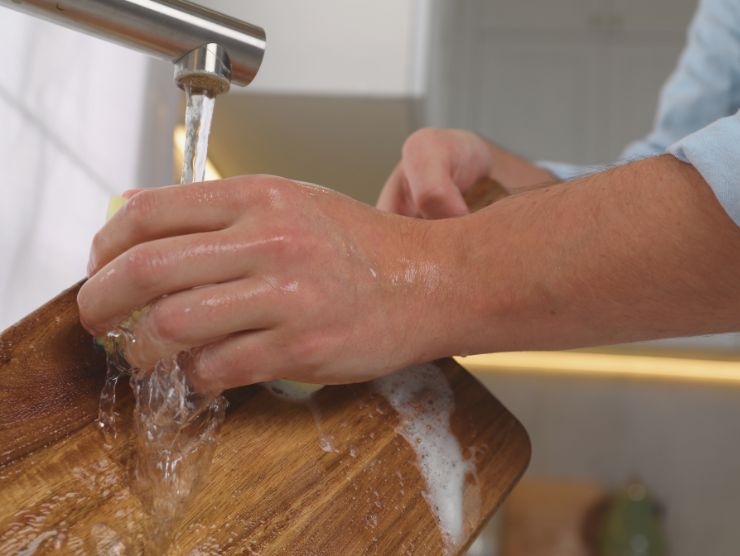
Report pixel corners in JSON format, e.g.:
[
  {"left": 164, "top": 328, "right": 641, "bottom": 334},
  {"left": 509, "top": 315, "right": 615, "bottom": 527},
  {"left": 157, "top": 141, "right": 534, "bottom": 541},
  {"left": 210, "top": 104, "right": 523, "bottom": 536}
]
[
  {"left": 1, "top": 0, "right": 266, "bottom": 89},
  {"left": 175, "top": 42, "right": 232, "bottom": 96}
]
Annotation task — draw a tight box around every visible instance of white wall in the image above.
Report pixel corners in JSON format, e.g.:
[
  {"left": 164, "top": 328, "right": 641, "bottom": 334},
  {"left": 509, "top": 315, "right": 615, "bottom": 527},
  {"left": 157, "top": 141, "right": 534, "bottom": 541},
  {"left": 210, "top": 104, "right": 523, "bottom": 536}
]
[
  {"left": 0, "top": 11, "right": 177, "bottom": 330},
  {"left": 202, "top": 0, "right": 430, "bottom": 96}
]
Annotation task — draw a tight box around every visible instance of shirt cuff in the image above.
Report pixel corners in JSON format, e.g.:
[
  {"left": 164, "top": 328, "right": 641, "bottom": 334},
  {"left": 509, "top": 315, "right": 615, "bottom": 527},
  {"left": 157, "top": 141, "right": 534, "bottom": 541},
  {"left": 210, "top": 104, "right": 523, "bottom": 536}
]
[
  {"left": 668, "top": 111, "right": 740, "bottom": 226},
  {"left": 536, "top": 160, "right": 609, "bottom": 181}
]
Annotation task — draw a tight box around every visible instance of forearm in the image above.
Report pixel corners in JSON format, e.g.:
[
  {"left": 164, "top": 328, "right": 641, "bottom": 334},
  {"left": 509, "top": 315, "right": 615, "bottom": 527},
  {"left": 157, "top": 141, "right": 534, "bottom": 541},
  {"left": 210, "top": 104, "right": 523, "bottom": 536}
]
[
  {"left": 435, "top": 155, "right": 740, "bottom": 356},
  {"left": 485, "top": 140, "right": 560, "bottom": 194}
]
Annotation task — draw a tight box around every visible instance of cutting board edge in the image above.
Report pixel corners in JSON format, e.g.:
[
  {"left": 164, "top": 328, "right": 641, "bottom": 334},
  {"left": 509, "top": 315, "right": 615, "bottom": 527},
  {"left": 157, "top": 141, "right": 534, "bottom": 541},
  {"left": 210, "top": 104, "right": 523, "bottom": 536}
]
[
  {"left": 0, "top": 279, "right": 86, "bottom": 338},
  {"left": 455, "top": 358, "right": 532, "bottom": 554},
  {"left": 466, "top": 422, "right": 530, "bottom": 554}
]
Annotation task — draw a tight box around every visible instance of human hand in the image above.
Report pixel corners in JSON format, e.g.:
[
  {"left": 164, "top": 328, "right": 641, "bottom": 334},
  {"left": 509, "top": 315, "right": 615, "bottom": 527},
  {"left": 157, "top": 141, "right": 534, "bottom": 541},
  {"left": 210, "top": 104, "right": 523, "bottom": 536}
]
[
  {"left": 377, "top": 128, "right": 493, "bottom": 219},
  {"left": 78, "top": 176, "right": 465, "bottom": 392}
]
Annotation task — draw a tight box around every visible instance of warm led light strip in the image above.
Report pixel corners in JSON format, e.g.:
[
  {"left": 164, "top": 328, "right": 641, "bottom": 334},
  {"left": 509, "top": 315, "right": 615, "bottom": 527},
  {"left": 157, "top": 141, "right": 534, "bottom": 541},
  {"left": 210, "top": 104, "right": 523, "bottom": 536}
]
[
  {"left": 457, "top": 352, "right": 740, "bottom": 385},
  {"left": 173, "top": 125, "right": 223, "bottom": 181}
]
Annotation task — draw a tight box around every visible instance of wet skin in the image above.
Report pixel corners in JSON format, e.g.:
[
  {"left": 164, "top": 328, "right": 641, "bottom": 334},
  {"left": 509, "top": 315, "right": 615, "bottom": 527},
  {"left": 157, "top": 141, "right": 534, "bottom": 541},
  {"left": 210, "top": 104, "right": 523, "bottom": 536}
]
[
  {"left": 78, "top": 175, "right": 467, "bottom": 392},
  {"left": 79, "top": 129, "right": 740, "bottom": 391}
]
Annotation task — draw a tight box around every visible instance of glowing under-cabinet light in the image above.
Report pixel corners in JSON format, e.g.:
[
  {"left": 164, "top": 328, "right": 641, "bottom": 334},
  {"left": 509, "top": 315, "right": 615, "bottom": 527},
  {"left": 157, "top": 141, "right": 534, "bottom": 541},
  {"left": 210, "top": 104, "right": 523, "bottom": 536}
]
[{"left": 457, "top": 351, "right": 740, "bottom": 386}]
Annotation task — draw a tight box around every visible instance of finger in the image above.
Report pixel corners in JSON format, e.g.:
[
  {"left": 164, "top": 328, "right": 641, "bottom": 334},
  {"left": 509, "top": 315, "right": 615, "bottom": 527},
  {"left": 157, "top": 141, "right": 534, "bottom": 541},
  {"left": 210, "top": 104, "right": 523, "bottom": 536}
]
[
  {"left": 121, "top": 188, "right": 145, "bottom": 199},
  {"left": 376, "top": 164, "right": 421, "bottom": 217},
  {"left": 79, "top": 228, "right": 259, "bottom": 335},
  {"left": 402, "top": 151, "right": 470, "bottom": 219},
  {"left": 122, "top": 277, "right": 281, "bottom": 369},
  {"left": 88, "top": 178, "right": 250, "bottom": 275},
  {"left": 410, "top": 178, "right": 470, "bottom": 220},
  {"left": 190, "top": 330, "right": 281, "bottom": 392}
]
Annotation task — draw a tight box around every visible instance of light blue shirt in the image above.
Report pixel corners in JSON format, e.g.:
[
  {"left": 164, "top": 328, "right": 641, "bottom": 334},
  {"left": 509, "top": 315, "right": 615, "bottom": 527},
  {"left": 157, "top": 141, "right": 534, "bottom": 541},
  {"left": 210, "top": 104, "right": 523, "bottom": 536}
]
[{"left": 540, "top": 0, "right": 740, "bottom": 225}]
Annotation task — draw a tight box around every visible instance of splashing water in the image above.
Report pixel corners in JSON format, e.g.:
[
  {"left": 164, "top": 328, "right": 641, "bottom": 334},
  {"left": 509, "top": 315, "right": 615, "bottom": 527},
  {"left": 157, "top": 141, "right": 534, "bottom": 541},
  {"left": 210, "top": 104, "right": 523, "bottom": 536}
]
[{"left": 97, "top": 83, "right": 226, "bottom": 552}]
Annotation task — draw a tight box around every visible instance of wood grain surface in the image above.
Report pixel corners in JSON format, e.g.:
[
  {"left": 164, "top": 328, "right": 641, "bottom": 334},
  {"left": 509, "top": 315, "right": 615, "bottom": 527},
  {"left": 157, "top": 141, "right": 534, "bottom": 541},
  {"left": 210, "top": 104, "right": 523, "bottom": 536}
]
[
  {"left": 0, "top": 178, "right": 529, "bottom": 554},
  {"left": 0, "top": 281, "right": 106, "bottom": 467}
]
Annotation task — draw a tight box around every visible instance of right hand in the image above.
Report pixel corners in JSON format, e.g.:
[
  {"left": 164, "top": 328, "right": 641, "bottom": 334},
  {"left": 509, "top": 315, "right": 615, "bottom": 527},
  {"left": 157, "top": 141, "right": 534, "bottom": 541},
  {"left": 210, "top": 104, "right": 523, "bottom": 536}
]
[
  {"left": 78, "top": 175, "right": 469, "bottom": 391},
  {"left": 377, "top": 128, "right": 494, "bottom": 219}
]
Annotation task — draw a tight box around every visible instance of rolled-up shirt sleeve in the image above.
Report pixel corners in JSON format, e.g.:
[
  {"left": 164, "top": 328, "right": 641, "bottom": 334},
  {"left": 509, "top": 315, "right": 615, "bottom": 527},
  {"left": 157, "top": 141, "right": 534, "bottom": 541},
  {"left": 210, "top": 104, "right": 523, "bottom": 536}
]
[
  {"left": 668, "top": 111, "right": 740, "bottom": 225},
  {"left": 537, "top": 0, "right": 740, "bottom": 225},
  {"left": 535, "top": 160, "right": 608, "bottom": 181}
]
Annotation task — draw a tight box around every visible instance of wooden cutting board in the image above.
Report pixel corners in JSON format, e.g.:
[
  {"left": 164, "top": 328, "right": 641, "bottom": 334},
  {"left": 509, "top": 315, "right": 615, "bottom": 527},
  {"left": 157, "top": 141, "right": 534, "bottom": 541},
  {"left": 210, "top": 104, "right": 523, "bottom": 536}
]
[{"left": 0, "top": 179, "right": 529, "bottom": 554}]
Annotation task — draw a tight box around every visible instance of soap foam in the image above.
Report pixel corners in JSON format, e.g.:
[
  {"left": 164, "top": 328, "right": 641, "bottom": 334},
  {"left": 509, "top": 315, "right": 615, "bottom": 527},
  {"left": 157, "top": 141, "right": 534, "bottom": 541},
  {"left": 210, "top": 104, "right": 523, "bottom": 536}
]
[{"left": 374, "top": 364, "right": 475, "bottom": 551}]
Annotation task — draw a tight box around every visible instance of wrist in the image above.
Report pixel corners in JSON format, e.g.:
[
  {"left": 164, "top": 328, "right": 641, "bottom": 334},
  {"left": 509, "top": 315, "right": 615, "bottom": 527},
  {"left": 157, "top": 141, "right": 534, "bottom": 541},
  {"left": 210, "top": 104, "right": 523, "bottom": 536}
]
[
  {"left": 404, "top": 214, "right": 509, "bottom": 361},
  {"left": 426, "top": 197, "right": 555, "bottom": 358}
]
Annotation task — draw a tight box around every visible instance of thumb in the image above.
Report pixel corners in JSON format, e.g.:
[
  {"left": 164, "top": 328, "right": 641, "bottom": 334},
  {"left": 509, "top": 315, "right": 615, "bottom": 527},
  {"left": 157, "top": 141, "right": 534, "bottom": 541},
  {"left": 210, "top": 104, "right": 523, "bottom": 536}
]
[{"left": 403, "top": 153, "right": 470, "bottom": 219}]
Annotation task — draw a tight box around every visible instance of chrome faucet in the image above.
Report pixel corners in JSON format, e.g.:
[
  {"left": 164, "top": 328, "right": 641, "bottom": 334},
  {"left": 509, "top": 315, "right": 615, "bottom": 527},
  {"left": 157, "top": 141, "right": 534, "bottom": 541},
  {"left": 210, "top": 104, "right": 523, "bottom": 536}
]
[{"left": 1, "top": 0, "right": 266, "bottom": 95}]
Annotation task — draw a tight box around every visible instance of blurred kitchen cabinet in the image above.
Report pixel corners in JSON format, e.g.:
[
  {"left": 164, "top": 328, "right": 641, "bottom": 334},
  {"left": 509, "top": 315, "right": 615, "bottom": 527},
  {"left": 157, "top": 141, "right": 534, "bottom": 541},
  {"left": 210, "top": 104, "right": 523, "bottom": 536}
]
[
  {"left": 470, "top": 0, "right": 696, "bottom": 33},
  {"left": 426, "top": 0, "right": 698, "bottom": 165},
  {"left": 606, "top": 0, "right": 699, "bottom": 32},
  {"left": 601, "top": 39, "right": 689, "bottom": 157},
  {"left": 466, "top": 39, "right": 603, "bottom": 164},
  {"left": 473, "top": 0, "right": 597, "bottom": 32}
]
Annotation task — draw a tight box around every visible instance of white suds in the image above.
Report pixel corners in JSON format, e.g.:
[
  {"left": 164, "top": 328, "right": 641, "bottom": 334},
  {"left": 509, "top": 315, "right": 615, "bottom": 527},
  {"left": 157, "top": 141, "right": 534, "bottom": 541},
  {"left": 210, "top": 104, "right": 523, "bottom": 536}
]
[
  {"left": 374, "top": 364, "right": 473, "bottom": 550},
  {"left": 264, "top": 380, "right": 320, "bottom": 402}
]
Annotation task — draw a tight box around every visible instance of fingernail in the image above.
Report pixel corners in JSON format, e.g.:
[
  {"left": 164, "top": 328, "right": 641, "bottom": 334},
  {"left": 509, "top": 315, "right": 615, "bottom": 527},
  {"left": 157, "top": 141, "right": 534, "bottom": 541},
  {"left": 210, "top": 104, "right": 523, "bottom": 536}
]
[
  {"left": 122, "top": 188, "right": 143, "bottom": 199},
  {"left": 86, "top": 258, "right": 96, "bottom": 278}
]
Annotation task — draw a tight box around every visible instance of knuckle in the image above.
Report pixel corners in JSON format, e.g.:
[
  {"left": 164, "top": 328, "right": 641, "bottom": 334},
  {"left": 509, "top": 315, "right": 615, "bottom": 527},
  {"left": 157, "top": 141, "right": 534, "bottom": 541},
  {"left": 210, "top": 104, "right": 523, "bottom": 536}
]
[
  {"left": 231, "top": 175, "right": 298, "bottom": 212},
  {"left": 259, "top": 224, "right": 309, "bottom": 260},
  {"left": 122, "top": 190, "right": 157, "bottom": 230},
  {"left": 256, "top": 174, "right": 291, "bottom": 192},
  {"left": 275, "top": 227, "right": 303, "bottom": 253},
  {"left": 90, "top": 231, "right": 108, "bottom": 260},
  {"left": 194, "top": 345, "right": 240, "bottom": 391},
  {"left": 193, "top": 349, "right": 218, "bottom": 382},
  {"left": 147, "top": 303, "right": 185, "bottom": 344},
  {"left": 404, "top": 127, "right": 444, "bottom": 151},
  {"left": 416, "top": 187, "right": 449, "bottom": 211},
  {"left": 264, "top": 231, "right": 292, "bottom": 258},
  {"left": 266, "top": 179, "right": 298, "bottom": 207}
]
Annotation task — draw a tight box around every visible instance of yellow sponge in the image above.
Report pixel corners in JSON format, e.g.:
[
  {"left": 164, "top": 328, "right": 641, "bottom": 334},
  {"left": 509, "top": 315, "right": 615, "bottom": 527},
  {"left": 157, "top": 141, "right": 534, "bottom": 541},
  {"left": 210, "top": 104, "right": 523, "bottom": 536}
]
[{"left": 106, "top": 195, "right": 127, "bottom": 221}]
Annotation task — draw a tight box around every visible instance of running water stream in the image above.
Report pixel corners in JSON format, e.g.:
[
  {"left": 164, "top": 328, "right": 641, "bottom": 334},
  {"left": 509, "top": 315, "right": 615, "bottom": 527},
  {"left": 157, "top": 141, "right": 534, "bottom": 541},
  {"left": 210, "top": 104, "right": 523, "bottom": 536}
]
[
  {"left": 181, "top": 86, "right": 216, "bottom": 185},
  {"left": 97, "top": 83, "right": 226, "bottom": 553}
]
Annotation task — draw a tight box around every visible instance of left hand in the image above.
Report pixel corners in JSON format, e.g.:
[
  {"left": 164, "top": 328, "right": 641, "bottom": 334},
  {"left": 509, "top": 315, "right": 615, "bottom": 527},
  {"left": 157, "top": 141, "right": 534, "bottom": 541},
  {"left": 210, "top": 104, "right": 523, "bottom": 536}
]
[
  {"left": 377, "top": 128, "right": 493, "bottom": 219},
  {"left": 78, "top": 175, "right": 464, "bottom": 392}
]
